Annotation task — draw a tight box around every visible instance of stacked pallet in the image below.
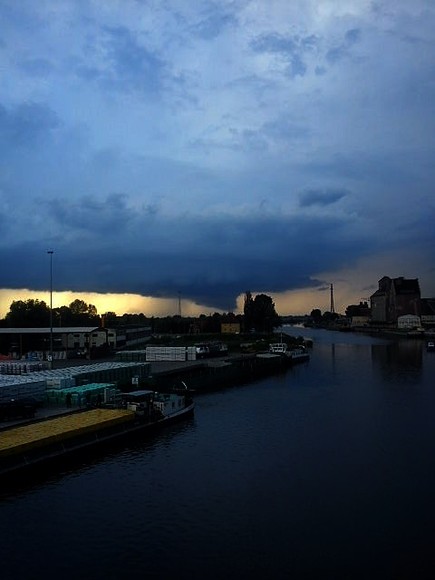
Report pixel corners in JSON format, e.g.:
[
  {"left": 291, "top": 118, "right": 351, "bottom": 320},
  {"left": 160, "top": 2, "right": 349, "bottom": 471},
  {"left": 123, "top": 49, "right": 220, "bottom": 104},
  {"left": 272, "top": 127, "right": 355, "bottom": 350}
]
[
  {"left": 0, "top": 361, "right": 47, "bottom": 375},
  {"left": 145, "top": 347, "right": 188, "bottom": 361},
  {"left": 46, "top": 383, "right": 118, "bottom": 407},
  {"left": 115, "top": 350, "right": 147, "bottom": 363},
  {"left": 0, "top": 375, "right": 47, "bottom": 403},
  {"left": 46, "top": 376, "right": 76, "bottom": 390},
  {"left": 0, "top": 362, "right": 150, "bottom": 402}
]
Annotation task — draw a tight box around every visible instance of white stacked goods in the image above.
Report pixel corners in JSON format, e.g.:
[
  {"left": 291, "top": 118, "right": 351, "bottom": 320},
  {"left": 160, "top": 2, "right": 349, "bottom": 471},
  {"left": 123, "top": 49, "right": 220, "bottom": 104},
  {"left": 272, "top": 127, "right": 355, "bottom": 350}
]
[
  {"left": 0, "top": 375, "right": 47, "bottom": 402},
  {"left": 46, "top": 376, "right": 76, "bottom": 390},
  {"left": 0, "top": 361, "right": 47, "bottom": 375},
  {"left": 115, "top": 350, "right": 148, "bottom": 362},
  {"left": 186, "top": 347, "right": 197, "bottom": 361},
  {"left": 146, "top": 347, "right": 187, "bottom": 362},
  {"left": 0, "top": 362, "right": 149, "bottom": 401}
]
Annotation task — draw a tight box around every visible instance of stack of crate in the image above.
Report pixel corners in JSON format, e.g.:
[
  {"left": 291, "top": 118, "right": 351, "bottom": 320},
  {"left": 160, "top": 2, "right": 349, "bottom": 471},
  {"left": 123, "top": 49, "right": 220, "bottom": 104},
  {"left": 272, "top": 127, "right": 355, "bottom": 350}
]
[{"left": 145, "top": 347, "right": 187, "bottom": 361}]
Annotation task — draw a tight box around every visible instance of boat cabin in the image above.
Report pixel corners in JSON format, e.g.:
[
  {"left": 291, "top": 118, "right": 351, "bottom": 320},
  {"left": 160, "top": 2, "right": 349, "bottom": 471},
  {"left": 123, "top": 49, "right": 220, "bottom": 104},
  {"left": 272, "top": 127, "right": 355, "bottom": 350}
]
[
  {"left": 121, "top": 390, "right": 187, "bottom": 418},
  {"left": 269, "top": 343, "right": 288, "bottom": 354},
  {"left": 121, "top": 390, "right": 154, "bottom": 413},
  {"left": 153, "top": 393, "right": 187, "bottom": 417}
]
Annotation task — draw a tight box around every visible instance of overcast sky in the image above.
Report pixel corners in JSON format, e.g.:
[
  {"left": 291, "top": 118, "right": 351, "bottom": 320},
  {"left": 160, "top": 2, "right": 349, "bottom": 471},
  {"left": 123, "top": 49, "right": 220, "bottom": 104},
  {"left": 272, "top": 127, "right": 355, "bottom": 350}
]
[{"left": 1, "top": 0, "right": 434, "bottom": 317}]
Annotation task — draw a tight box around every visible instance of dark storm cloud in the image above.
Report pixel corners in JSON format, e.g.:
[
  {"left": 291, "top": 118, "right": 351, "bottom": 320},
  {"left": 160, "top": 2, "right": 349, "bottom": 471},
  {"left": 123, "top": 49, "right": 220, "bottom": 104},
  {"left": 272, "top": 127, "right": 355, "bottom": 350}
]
[
  {"left": 0, "top": 195, "right": 380, "bottom": 310},
  {"left": 1, "top": 1, "right": 435, "bottom": 310},
  {"left": 46, "top": 194, "right": 138, "bottom": 233}
]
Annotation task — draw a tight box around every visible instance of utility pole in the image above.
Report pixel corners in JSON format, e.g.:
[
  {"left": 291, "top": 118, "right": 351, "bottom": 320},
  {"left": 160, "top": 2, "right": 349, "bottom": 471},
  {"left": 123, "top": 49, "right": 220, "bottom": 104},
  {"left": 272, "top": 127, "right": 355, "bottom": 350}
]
[{"left": 47, "top": 250, "right": 54, "bottom": 369}]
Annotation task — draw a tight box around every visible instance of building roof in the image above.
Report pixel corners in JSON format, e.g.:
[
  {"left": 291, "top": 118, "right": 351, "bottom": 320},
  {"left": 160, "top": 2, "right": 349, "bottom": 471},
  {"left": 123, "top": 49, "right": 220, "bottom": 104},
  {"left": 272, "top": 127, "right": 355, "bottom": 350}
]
[
  {"left": 0, "top": 327, "right": 100, "bottom": 335},
  {"left": 370, "top": 276, "right": 421, "bottom": 299},
  {"left": 392, "top": 277, "right": 420, "bottom": 295}
]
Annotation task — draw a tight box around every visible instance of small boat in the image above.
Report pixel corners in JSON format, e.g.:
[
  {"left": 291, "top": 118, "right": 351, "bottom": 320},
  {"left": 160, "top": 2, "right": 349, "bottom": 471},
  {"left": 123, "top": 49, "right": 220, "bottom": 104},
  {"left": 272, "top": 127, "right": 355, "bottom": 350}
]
[
  {"left": 427, "top": 341, "right": 435, "bottom": 352},
  {"left": 269, "top": 343, "right": 310, "bottom": 364}
]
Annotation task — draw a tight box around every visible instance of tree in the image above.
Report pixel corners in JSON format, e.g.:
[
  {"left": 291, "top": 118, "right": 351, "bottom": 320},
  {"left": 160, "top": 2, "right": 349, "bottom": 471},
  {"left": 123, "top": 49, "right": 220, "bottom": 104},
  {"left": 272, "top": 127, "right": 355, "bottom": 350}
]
[
  {"left": 5, "top": 299, "right": 50, "bottom": 327},
  {"left": 55, "top": 305, "right": 74, "bottom": 326},
  {"left": 243, "top": 291, "right": 255, "bottom": 331},
  {"left": 102, "top": 311, "right": 118, "bottom": 326},
  {"left": 69, "top": 299, "right": 90, "bottom": 316},
  {"left": 310, "top": 309, "right": 322, "bottom": 322},
  {"left": 251, "top": 294, "right": 281, "bottom": 332},
  {"left": 322, "top": 311, "right": 339, "bottom": 323},
  {"left": 69, "top": 300, "right": 99, "bottom": 325},
  {"left": 244, "top": 292, "right": 281, "bottom": 333}
]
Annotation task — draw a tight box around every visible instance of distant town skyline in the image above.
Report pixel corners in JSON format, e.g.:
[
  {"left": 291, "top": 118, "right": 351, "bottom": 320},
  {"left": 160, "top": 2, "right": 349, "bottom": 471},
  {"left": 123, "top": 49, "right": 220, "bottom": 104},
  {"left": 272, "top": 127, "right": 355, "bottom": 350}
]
[{"left": 1, "top": 2, "right": 434, "bottom": 315}]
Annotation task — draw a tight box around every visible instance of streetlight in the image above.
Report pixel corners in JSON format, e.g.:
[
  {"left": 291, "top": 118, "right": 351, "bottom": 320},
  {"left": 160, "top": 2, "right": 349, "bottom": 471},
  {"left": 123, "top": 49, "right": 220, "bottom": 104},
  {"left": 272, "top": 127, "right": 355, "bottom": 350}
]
[{"left": 47, "top": 250, "right": 54, "bottom": 369}]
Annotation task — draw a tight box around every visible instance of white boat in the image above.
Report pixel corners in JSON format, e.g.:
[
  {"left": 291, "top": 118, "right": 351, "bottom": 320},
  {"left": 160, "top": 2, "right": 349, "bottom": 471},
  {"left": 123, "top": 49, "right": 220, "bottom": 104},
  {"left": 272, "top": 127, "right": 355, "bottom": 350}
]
[
  {"left": 269, "top": 343, "right": 288, "bottom": 354},
  {"left": 269, "top": 343, "right": 310, "bottom": 364}
]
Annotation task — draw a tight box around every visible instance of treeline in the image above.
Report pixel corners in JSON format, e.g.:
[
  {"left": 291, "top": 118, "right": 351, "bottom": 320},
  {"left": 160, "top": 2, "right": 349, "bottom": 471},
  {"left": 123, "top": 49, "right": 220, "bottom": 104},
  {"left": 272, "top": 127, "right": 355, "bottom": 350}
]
[
  {"left": 0, "top": 292, "right": 282, "bottom": 334},
  {"left": 0, "top": 299, "right": 101, "bottom": 328}
]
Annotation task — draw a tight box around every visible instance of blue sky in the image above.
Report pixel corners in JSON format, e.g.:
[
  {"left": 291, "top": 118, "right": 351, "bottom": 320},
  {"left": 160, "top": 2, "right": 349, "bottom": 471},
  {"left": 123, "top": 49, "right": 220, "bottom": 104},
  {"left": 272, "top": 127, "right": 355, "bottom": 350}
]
[{"left": 0, "top": 0, "right": 434, "bottom": 317}]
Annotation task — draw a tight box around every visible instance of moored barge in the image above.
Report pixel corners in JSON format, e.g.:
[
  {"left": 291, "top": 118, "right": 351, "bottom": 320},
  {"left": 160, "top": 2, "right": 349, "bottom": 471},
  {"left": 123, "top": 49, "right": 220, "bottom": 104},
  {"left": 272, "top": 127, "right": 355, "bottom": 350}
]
[{"left": 0, "top": 391, "right": 194, "bottom": 477}]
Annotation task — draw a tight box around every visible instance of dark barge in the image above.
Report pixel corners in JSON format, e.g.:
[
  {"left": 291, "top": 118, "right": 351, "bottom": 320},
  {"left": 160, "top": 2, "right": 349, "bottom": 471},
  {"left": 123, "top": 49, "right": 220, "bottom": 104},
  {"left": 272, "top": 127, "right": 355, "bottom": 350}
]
[
  {"left": 147, "top": 350, "right": 309, "bottom": 393},
  {"left": 0, "top": 391, "right": 194, "bottom": 478}
]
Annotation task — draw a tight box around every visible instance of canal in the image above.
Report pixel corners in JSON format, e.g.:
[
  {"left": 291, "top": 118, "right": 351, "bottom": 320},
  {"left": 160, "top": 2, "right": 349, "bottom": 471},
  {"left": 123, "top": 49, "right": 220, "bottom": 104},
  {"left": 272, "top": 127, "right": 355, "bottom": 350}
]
[{"left": 1, "top": 327, "right": 435, "bottom": 579}]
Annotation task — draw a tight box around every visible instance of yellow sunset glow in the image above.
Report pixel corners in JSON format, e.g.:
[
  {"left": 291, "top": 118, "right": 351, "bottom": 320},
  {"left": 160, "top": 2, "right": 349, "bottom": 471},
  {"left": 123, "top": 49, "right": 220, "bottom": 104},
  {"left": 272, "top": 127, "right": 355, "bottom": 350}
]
[
  {"left": 0, "top": 289, "right": 229, "bottom": 320},
  {"left": 0, "top": 280, "right": 357, "bottom": 321}
]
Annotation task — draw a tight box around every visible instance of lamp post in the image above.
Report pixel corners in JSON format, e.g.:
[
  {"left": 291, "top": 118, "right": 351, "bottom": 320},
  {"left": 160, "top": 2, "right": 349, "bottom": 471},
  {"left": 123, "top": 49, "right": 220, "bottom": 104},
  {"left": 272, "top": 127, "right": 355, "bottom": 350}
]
[{"left": 47, "top": 250, "right": 54, "bottom": 369}]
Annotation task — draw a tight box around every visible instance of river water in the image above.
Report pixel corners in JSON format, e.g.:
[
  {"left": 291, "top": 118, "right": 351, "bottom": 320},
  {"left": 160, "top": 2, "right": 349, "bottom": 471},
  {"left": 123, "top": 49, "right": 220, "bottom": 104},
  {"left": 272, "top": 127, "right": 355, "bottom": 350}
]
[{"left": 1, "top": 327, "right": 435, "bottom": 580}]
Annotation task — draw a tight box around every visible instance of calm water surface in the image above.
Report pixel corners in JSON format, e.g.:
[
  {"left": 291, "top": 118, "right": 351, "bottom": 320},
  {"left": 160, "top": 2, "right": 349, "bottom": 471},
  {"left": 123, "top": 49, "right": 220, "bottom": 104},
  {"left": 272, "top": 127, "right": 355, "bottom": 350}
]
[{"left": 1, "top": 327, "right": 435, "bottom": 579}]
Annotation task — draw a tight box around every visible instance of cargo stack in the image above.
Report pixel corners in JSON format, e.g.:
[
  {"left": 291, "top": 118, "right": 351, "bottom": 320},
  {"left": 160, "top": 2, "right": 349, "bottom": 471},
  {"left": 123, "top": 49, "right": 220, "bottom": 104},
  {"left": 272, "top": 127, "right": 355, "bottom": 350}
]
[
  {"left": 186, "top": 347, "right": 197, "bottom": 361},
  {"left": 0, "top": 361, "right": 48, "bottom": 375},
  {"left": 115, "top": 350, "right": 147, "bottom": 363},
  {"left": 0, "top": 375, "right": 47, "bottom": 403},
  {"left": 145, "top": 346, "right": 188, "bottom": 361},
  {"left": 45, "top": 383, "right": 118, "bottom": 408},
  {"left": 0, "top": 362, "right": 150, "bottom": 404}
]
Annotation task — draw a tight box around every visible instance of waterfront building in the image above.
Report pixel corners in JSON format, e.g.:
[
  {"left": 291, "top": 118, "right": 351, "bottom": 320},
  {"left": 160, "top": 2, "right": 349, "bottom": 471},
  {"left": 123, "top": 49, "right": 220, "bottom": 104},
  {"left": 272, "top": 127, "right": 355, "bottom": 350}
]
[
  {"left": 370, "top": 276, "right": 421, "bottom": 324},
  {"left": 221, "top": 322, "right": 241, "bottom": 334},
  {"left": 0, "top": 325, "right": 151, "bottom": 360},
  {"left": 397, "top": 314, "right": 422, "bottom": 330}
]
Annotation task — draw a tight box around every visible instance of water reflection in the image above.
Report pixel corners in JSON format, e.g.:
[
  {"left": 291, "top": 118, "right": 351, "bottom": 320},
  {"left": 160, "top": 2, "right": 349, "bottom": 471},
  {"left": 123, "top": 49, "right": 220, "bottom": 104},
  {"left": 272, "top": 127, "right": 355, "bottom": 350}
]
[
  {"left": 284, "top": 324, "right": 425, "bottom": 385},
  {"left": 371, "top": 341, "right": 423, "bottom": 385},
  {"left": 0, "top": 416, "right": 196, "bottom": 499}
]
